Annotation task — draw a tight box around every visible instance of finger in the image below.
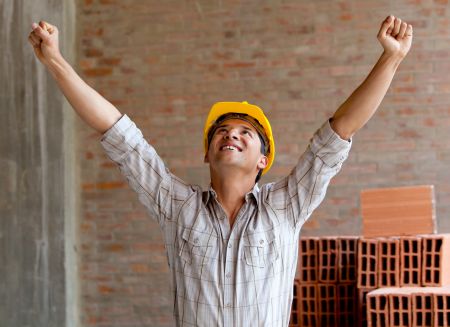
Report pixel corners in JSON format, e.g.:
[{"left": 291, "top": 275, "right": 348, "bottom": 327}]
[
  {"left": 406, "top": 24, "right": 413, "bottom": 37},
  {"left": 39, "top": 21, "right": 55, "bottom": 34},
  {"left": 31, "top": 22, "right": 50, "bottom": 42},
  {"left": 392, "top": 17, "right": 402, "bottom": 36},
  {"left": 29, "top": 32, "right": 41, "bottom": 45},
  {"left": 398, "top": 22, "right": 408, "bottom": 39},
  {"left": 378, "top": 15, "right": 394, "bottom": 38},
  {"left": 28, "top": 35, "right": 39, "bottom": 48}
]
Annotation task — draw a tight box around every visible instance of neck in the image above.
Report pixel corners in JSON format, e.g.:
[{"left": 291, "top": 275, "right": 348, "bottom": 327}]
[{"left": 210, "top": 170, "right": 256, "bottom": 227}]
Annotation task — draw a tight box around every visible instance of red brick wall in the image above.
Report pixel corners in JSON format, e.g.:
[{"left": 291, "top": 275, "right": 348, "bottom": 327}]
[{"left": 76, "top": 0, "right": 450, "bottom": 325}]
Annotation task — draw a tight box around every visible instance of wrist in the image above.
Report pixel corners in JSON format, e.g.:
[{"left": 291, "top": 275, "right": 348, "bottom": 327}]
[
  {"left": 46, "top": 53, "right": 71, "bottom": 80},
  {"left": 379, "top": 51, "right": 404, "bottom": 69}
]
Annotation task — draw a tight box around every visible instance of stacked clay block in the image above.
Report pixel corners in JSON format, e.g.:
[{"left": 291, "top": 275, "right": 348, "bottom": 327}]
[
  {"left": 298, "top": 283, "right": 317, "bottom": 326},
  {"left": 338, "top": 283, "right": 357, "bottom": 326},
  {"left": 411, "top": 292, "right": 433, "bottom": 327},
  {"left": 318, "top": 238, "right": 338, "bottom": 283},
  {"left": 357, "top": 238, "right": 378, "bottom": 289},
  {"left": 291, "top": 234, "right": 450, "bottom": 326},
  {"left": 357, "top": 288, "right": 372, "bottom": 327},
  {"left": 289, "top": 279, "right": 300, "bottom": 327},
  {"left": 366, "top": 287, "right": 450, "bottom": 327},
  {"left": 317, "top": 284, "right": 337, "bottom": 326},
  {"left": 297, "top": 237, "right": 319, "bottom": 283},
  {"left": 294, "top": 237, "right": 358, "bottom": 327},
  {"left": 421, "top": 234, "right": 450, "bottom": 286},
  {"left": 400, "top": 237, "right": 422, "bottom": 286},
  {"left": 339, "top": 237, "right": 359, "bottom": 283},
  {"left": 433, "top": 292, "right": 450, "bottom": 327},
  {"left": 367, "top": 288, "right": 390, "bottom": 327},
  {"left": 360, "top": 185, "right": 436, "bottom": 238},
  {"left": 378, "top": 238, "right": 400, "bottom": 288}
]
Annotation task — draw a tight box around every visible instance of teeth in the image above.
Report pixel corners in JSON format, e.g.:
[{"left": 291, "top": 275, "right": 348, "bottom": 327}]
[{"left": 222, "top": 145, "right": 238, "bottom": 151}]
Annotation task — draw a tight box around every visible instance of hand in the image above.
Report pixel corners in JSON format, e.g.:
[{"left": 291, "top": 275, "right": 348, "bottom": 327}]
[
  {"left": 28, "top": 21, "right": 61, "bottom": 66},
  {"left": 377, "top": 15, "right": 413, "bottom": 59}
]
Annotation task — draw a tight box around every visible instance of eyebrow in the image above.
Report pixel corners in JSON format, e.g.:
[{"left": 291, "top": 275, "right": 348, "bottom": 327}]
[{"left": 217, "top": 123, "right": 255, "bottom": 132}]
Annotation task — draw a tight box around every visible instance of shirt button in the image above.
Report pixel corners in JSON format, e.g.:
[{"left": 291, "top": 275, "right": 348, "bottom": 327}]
[
  {"left": 259, "top": 239, "right": 264, "bottom": 245},
  {"left": 228, "top": 244, "right": 232, "bottom": 248},
  {"left": 226, "top": 272, "right": 231, "bottom": 278},
  {"left": 194, "top": 238, "right": 199, "bottom": 244}
]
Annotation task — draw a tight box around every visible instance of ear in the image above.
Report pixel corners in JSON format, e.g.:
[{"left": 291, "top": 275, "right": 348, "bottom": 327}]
[{"left": 256, "top": 155, "right": 268, "bottom": 170}]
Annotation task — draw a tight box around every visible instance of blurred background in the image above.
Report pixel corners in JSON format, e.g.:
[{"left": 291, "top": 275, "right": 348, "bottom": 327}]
[{"left": 2, "top": 0, "right": 450, "bottom": 326}]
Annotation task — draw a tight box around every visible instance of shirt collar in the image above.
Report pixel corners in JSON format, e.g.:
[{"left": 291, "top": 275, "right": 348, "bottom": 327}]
[{"left": 203, "top": 183, "right": 260, "bottom": 205}]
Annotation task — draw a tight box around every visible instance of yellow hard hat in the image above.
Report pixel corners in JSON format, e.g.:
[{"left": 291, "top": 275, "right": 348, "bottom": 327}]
[{"left": 203, "top": 101, "right": 275, "bottom": 175}]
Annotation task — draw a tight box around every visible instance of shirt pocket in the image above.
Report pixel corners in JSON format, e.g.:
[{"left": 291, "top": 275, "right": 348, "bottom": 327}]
[
  {"left": 178, "top": 228, "right": 214, "bottom": 266},
  {"left": 243, "top": 230, "right": 279, "bottom": 268}
]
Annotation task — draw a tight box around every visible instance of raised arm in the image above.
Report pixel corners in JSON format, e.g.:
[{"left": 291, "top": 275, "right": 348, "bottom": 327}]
[
  {"left": 28, "top": 21, "right": 122, "bottom": 133},
  {"left": 330, "top": 15, "right": 413, "bottom": 140}
]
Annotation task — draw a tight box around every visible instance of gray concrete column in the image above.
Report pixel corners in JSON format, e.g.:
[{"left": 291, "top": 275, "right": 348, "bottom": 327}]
[{"left": 0, "top": 0, "right": 78, "bottom": 326}]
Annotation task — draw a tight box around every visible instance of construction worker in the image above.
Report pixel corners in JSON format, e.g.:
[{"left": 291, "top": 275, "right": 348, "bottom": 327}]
[{"left": 29, "top": 15, "right": 412, "bottom": 326}]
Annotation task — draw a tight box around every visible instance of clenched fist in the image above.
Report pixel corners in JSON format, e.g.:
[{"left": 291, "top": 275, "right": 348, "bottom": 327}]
[
  {"left": 28, "top": 21, "right": 61, "bottom": 66},
  {"left": 377, "top": 15, "right": 413, "bottom": 59}
]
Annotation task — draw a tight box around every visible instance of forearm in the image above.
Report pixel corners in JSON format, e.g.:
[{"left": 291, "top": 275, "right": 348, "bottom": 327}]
[
  {"left": 47, "top": 54, "right": 122, "bottom": 133},
  {"left": 331, "top": 52, "right": 403, "bottom": 140}
]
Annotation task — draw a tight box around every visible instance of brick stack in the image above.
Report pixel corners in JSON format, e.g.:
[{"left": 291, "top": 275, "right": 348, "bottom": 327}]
[
  {"left": 295, "top": 237, "right": 358, "bottom": 326},
  {"left": 367, "top": 287, "right": 450, "bottom": 327},
  {"left": 290, "top": 234, "right": 450, "bottom": 326}
]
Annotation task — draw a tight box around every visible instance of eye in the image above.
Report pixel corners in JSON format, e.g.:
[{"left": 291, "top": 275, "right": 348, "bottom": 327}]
[{"left": 242, "top": 129, "right": 253, "bottom": 137}]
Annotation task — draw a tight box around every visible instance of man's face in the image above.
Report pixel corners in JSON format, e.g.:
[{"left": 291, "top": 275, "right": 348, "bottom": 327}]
[{"left": 205, "top": 118, "right": 268, "bottom": 176}]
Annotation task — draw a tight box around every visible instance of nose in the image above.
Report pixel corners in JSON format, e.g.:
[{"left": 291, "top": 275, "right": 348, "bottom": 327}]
[{"left": 224, "top": 128, "right": 239, "bottom": 140}]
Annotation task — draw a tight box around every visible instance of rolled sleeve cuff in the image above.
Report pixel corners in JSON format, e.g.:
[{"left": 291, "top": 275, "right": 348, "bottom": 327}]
[
  {"left": 100, "top": 115, "right": 144, "bottom": 162},
  {"left": 310, "top": 118, "right": 352, "bottom": 167}
]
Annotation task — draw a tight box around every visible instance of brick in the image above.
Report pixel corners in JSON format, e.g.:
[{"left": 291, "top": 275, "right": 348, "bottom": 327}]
[
  {"left": 400, "top": 237, "right": 422, "bottom": 286},
  {"left": 422, "top": 234, "right": 450, "bottom": 286},
  {"left": 318, "top": 237, "right": 338, "bottom": 283},
  {"left": 298, "top": 284, "right": 318, "bottom": 327},
  {"left": 378, "top": 237, "right": 400, "bottom": 287},
  {"left": 297, "top": 237, "right": 319, "bottom": 283},
  {"left": 361, "top": 185, "right": 436, "bottom": 238},
  {"left": 433, "top": 291, "right": 450, "bottom": 327},
  {"left": 317, "top": 284, "right": 337, "bottom": 327},
  {"left": 358, "top": 288, "right": 374, "bottom": 327},
  {"left": 389, "top": 292, "right": 412, "bottom": 327},
  {"left": 412, "top": 291, "right": 434, "bottom": 327},
  {"left": 338, "top": 237, "right": 358, "bottom": 283},
  {"left": 367, "top": 289, "right": 390, "bottom": 327},
  {"left": 337, "top": 283, "right": 357, "bottom": 327},
  {"left": 289, "top": 279, "right": 300, "bottom": 327},
  {"left": 358, "top": 238, "right": 378, "bottom": 289}
]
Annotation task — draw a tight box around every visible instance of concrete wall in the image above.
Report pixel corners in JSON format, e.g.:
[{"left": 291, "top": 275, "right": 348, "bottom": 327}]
[{"left": 0, "top": 1, "right": 78, "bottom": 326}]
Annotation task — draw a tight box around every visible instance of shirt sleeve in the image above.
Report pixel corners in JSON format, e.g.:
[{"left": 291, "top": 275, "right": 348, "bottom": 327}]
[
  {"left": 100, "top": 115, "right": 193, "bottom": 227},
  {"left": 266, "top": 119, "right": 352, "bottom": 231}
]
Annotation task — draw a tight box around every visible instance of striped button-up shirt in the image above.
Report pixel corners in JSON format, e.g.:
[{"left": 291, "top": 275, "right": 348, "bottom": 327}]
[{"left": 101, "top": 115, "right": 351, "bottom": 327}]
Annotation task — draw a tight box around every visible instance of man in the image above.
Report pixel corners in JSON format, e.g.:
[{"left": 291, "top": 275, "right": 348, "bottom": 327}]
[{"left": 29, "top": 15, "right": 412, "bottom": 326}]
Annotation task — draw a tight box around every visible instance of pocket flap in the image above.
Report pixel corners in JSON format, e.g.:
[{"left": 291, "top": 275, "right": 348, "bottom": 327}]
[
  {"left": 243, "top": 230, "right": 276, "bottom": 247},
  {"left": 181, "top": 228, "right": 213, "bottom": 247}
]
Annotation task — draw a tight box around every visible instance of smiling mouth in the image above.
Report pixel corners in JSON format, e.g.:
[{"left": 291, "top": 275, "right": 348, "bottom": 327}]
[{"left": 220, "top": 145, "right": 242, "bottom": 152}]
